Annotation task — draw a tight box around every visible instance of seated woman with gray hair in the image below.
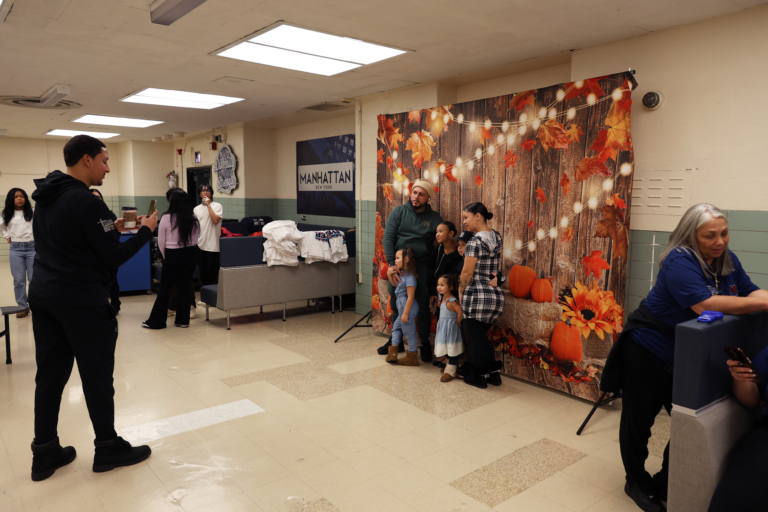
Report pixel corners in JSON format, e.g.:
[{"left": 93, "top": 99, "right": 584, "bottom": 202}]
[{"left": 600, "top": 203, "right": 768, "bottom": 512}]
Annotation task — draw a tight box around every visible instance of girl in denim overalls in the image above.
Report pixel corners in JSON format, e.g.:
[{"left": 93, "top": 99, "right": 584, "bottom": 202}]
[{"left": 385, "top": 246, "right": 420, "bottom": 366}]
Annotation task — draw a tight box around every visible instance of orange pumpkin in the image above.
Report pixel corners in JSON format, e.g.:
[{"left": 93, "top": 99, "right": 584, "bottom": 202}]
[
  {"left": 550, "top": 322, "right": 582, "bottom": 363},
  {"left": 531, "top": 272, "right": 553, "bottom": 302},
  {"left": 379, "top": 262, "right": 389, "bottom": 280},
  {"left": 509, "top": 259, "right": 536, "bottom": 298}
]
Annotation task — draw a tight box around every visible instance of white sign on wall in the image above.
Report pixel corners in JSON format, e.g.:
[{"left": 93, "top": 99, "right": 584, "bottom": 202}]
[
  {"left": 297, "top": 162, "right": 354, "bottom": 192},
  {"left": 213, "top": 144, "right": 238, "bottom": 194}
]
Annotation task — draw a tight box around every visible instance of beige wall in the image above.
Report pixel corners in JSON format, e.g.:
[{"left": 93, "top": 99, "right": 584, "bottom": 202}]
[
  {"left": 130, "top": 140, "right": 174, "bottom": 197},
  {"left": 274, "top": 116, "right": 356, "bottom": 199},
  {"left": 243, "top": 127, "right": 276, "bottom": 199},
  {"left": 0, "top": 137, "right": 123, "bottom": 198}
]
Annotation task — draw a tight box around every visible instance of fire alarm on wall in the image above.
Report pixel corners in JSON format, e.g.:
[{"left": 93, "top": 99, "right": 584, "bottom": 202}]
[
  {"left": 176, "top": 149, "right": 182, "bottom": 155},
  {"left": 209, "top": 142, "right": 217, "bottom": 151}
]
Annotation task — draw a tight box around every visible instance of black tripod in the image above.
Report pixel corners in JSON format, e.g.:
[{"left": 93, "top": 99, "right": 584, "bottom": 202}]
[
  {"left": 577, "top": 390, "right": 621, "bottom": 435},
  {"left": 334, "top": 310, "right": 373, "bottom": 343}
]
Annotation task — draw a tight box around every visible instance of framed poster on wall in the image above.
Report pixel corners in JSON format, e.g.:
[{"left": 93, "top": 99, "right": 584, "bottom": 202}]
[{"left": 296, "top": 134, "right": 355, "bottom": 218}]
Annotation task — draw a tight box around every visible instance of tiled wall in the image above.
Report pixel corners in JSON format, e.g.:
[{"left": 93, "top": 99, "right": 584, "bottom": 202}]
[
  {"left": 355, "top": 200, "right": 376, "bottom": 315},
  {"left": 626, "top": 210, "right": 768, "bottom": 314}
]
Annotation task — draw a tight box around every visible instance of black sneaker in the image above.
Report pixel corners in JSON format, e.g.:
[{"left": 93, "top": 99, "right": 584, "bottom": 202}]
[
  {"left": 624, "top": 482, "right": 666, "bottom": 512},
  {"left": 487, "top": 372, "right": 502, "bottom": 386},
  {"left": 420, "top": 345, "right": 433, "bottom": 363},
  {"left": 377, "top": 338, "right": 393, "bottom": 355},
  {"left": 31, "top": 437, "right": 76, "bottom": 481},
  {"left": 93, "top": 437, "right": 151, "bottom": 473},
  {"left": 462, "top": 366, "right": 488, "bottom": 389}
]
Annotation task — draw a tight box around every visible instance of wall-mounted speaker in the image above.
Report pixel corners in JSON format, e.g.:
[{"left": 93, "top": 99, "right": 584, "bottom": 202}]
[{"left": 642, "top": 92, "right": 664, "bottom": 110}]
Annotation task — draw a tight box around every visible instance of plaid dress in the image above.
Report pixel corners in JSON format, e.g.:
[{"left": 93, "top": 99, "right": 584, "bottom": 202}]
[{"left": 461, "top": 230, "right": 505, "bottom": 323}]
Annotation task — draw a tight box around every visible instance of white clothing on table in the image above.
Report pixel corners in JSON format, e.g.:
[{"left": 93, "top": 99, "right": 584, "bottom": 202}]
[
  {"left": 193, "top": 201, "right": 223, "bottom": 252},
  {"left": 299, "top": 232, "right": 332, "bottom": 264},
  {"left": 0, "top": 210, "right": 33, "bottom": 242},
  {"left": 263, "top": 220, "right": 303, "bottom": 266}
]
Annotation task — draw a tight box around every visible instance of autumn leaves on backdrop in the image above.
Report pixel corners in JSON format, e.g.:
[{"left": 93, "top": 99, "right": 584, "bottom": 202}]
[{"left": 376, "top": 74, "right": 634, "bottom": 283}]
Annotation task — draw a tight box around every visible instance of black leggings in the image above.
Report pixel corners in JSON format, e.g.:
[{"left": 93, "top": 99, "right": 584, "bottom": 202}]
[
  {"left": 619, "top": 338, "right": 672, "bottom": 495},
  {"left": 146, "top": 247, "right": 197, "bottom": 327},
  {"left": 463, "top": 318, "right": 494, "bottom": 375},
  {"left": 708, "top": 426, "right": 768, "bottom": 511}
]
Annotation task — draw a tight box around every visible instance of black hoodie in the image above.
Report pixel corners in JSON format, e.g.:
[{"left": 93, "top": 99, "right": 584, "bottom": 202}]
[{"left": 28, "top": 171, "right": 153, "bottom": 309}]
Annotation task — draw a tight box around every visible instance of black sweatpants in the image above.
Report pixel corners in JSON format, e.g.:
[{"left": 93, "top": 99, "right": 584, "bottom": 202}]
[
  {"left": 619, "top": 337, "right": 672, "bottom": 495},
  {"left": 197, "top": 248, "right": 220, "bottom": 286},
  {"left": 708, "top": 426, "right": 768, "bottom": 511},
  {"left": 146, "top": 247, "right": 197, "bottom": 327},
  {"left": 109, "top": 276, "right": 121, "bottom": 313},
  {"left": 463, "top": 318, "right": 494, "bottom": 375},
  {"left": 32, "top": 305, "right": 118, "bottom": 443}
]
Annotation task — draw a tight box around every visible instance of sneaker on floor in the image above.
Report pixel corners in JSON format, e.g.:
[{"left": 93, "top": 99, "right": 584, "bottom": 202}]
[
  {"left": 197, "top": 301, "right": 206, "bottom": 307},
  {"left": 174, "top": 323, "right": 189, "bottom": 328},
  {"left": 377, "top": 338, "right": 393, "bottom": 355},
  {"left": 624, "top": 482, "right": 666, "bottom": 512},
  {"left": 189, "top": 307, "right": 197, "bottom": 319},
  {"left": 141, "top": 322, "right": 165, "bottom": 330},
  {"left": 93, "top": 437, "right": 151, "bottom": 473},
  {"left": 167, "top": 310, "right": 175, "bottom": 317}
]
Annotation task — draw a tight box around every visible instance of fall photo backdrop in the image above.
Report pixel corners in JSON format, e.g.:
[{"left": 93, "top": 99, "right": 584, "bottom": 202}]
[{"left": 373, "top": 71, "right": 637, "bottom": 401}]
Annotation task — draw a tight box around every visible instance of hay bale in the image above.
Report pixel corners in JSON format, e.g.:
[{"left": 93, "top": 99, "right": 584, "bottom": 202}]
[
  {"left": 497, "top": 293, "right": 562, "bottom": 346},
  {"left": 582, "top": 330, "right": 613, "bottom": 363}
]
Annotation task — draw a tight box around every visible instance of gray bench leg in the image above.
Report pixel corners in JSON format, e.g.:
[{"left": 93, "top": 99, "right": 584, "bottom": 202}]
[
  {"left": 226, "top": 311, "right": 231, "bottom": 330},
  {"left": 282, "top": 303, "right": 286, "bottom": 322},
  {"left": 331, "top": 296, "right": 335, "bottom": 314},
  {"left": 205, "top": 305, "right": 209, "bottom": 321},
  {"left": 4, "top": 314, "right": 10, "bottom": 364}
]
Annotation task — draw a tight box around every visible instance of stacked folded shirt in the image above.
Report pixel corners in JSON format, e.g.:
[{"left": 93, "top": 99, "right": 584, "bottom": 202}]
[{"left": 262, "top": 220, "right": 304, "bottom": 266}]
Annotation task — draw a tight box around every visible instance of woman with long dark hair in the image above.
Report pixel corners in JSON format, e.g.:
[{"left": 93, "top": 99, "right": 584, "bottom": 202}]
[
  {"left": 142, "top": 190, "right": 199, "bottom": 329},
  {"left": 458, "top": 202, "right": 505, "bottom": 388},
  {"left": 1, "top": 188, "right": 35, "bottom": 317}
]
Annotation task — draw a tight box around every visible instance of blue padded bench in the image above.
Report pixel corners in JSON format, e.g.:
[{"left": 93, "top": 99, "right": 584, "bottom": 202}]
[
  {"left": 200, "top": 223, "right": 356, "bottom": 329},
  {"left": 668, "top": 312, "right": 768, "bottom": 511}
]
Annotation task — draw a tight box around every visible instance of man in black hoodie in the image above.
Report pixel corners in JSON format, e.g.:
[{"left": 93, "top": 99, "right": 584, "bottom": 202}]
[{"left": 28, "top": 135, "right": 158, "bottom": 482}]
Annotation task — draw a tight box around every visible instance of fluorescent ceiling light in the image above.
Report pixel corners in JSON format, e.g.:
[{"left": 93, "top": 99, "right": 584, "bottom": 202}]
[
  {"left": 219, "top": 44, "right": 360, "bottom": 76},
  {"left": 73, "top": 114, "right": 164, "bottom": 128},
  {"left": 121, "top": 88, "right": 244, "bottom": 110},
  {"left": 47, "top": 129, "right": 120, "bottom": 139},
  {"left": 250, "top": 25, "right": 405, "bottom": 65}
]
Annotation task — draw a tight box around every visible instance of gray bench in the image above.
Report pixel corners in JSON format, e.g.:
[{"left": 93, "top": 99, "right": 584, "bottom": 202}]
[
  {"left": 669, "top": 312, "right": 768, "bottom": 511},
  {"left": 200, "top": 224, "right": 356, "bottom": 329}
]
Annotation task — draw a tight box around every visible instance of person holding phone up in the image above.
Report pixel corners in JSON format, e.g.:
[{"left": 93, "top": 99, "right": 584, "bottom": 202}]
[
  {"left": 708, "top": 348, "right": 768, "bottom": 511},
  {"left": 193, "top": 184, "right": 223, "bottom": 291},
  {"left": 600, "top": 204, "right": 768, "bottom": 512}
]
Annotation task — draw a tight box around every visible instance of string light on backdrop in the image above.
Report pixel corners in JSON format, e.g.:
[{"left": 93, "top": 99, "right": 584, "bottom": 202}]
[{"left": 376, "top": 78, "right": 635, "bottom": 250}]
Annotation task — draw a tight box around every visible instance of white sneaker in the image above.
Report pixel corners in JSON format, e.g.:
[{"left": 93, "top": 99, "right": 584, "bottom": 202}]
[
  {"left": 190, "top": 307, "right": 197, "bottom": 319},
  {"left": 197, "top": 301, "right": 205, "bottom": 307},
  {"left": 167, "top": 310, "right": 175, "bottom": 317}
]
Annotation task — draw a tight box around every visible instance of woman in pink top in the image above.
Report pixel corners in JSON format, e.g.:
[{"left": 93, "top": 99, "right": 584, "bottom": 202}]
[{"left": 143, "top": 190, "right": 200, "bottom": 329}]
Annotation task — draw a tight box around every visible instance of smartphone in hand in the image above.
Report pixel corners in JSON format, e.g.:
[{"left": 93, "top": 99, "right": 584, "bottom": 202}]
[
  {"left": 147, "top": 199, "right": 157, "bottom": 217},
  {"left": 724, "top": 347, "right": 763, "bottom": 383}
]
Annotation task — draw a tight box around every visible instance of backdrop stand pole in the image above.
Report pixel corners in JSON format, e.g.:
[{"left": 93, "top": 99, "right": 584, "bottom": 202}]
[
  {"left": 577, "top": 391, "right": 621, "bottom": 435},
  {"left": 334, "top": 310, "right": 373, "bottom": 343}
]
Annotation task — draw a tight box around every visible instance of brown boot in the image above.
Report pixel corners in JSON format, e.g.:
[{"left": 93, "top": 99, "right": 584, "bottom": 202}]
[
  {"left": 16, "top": 308, "right": 29, "bottom": 318},
  {"left": 385, "top": 345, "right": 399, "bottom": 364},
  {"left": 397, "top": 351, "right": 420, "bottom": 366},
  {"left": 441, "top": 364, "right": 457, "bottom": 382}
]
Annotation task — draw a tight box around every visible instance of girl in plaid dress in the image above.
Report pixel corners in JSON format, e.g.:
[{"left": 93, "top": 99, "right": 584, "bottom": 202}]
[{"left": 458, "top": 202, "right": 505, "bottom": 389}]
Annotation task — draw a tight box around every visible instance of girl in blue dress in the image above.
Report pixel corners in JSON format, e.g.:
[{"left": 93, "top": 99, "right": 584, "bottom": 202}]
[
  {"left": 386, "top": 247, "right": 421, "bottom": 366},
  {"left": 434, "top": 274, "right": 463, "bottom": 382}
]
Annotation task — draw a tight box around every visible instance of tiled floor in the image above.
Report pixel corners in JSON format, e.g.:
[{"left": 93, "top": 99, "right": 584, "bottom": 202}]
[{"left": 0, "top": 263, "right": 668, "bottom": 511}]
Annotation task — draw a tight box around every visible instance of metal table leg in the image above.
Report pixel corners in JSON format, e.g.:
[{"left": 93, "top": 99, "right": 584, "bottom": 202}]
[
  {"left": 205, "top": 305, "right": 209, "bottom": 321},
  {"left": 226, "top": 310, "right": 231, "bottom": 330},
  {"left": 282, "top": 303, "right": 286, "bottom": 321},
  {"left": 4, "top": 314, "right": 10, "bottom": 364}
]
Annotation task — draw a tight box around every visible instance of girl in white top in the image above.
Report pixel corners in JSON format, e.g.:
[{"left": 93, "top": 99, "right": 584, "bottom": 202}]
[{"left": 0, "top": 188, "right": 35, "bottom": 316}]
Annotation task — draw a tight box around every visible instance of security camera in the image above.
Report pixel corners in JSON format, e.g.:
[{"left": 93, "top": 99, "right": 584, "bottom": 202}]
[{"left": 642, "top": 92, "right": 663, "bottom": 110}]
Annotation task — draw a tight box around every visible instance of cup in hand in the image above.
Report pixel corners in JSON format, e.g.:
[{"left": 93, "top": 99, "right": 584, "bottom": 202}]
[{"left": 122, "top": 207, "right": 138, "bottom": 229}]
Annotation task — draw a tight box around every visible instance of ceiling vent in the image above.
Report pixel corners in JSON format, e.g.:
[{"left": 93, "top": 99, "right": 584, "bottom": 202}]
[
  {"left": 301, "top": 102, "right": 352, "bottom": 112},
  {"left": 0, "top": 96, "right": 82, "bottom": 110}
]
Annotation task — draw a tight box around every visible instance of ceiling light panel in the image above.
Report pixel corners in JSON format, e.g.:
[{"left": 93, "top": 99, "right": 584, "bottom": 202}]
[
  {"left": 121, "top": 88, "right": 244, "bottom": 110},
  {"left": 250, "top": 25, "right": 405, "bottom": 65},
  {"left": 219, "top": 43, "right": 360, "bottom": 76},
  {"left": 73, "top": 115, "right": 164, "bottom": 128},
  {"left": 47, "top": 129, "right": 120, "bottom": 139}
]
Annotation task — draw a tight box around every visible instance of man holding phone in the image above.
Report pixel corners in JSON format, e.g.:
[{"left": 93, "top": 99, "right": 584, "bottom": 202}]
[
  {"left": 28, "top": 135, "right": 158, "bottom": 481},
  {"left": 193, "top": 184, "right": 223, "bottom": 290}
]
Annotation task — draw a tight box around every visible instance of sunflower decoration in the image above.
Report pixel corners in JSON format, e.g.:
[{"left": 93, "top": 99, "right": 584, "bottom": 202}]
[{"left": 558, "top": 280, "right": 622, "bottom": 340}]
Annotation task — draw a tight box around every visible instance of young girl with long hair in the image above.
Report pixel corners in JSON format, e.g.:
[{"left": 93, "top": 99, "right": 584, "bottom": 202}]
[
  {"left": 1, "top": 188, "right": 35, "bottom": 317},
  {"left": 143, "top": 191, "right": 200, "bottom": 329},
  {"left": 386, "top": 246, "right": 421, "bottom": 366},
  {"left": 435, "top": 274, "right": 463, "bottom": 382}
]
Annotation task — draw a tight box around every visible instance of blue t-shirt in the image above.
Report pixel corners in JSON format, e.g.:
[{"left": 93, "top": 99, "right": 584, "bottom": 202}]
[{"left": 632, "top": 249, "right": 759, "bottom": 363}]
